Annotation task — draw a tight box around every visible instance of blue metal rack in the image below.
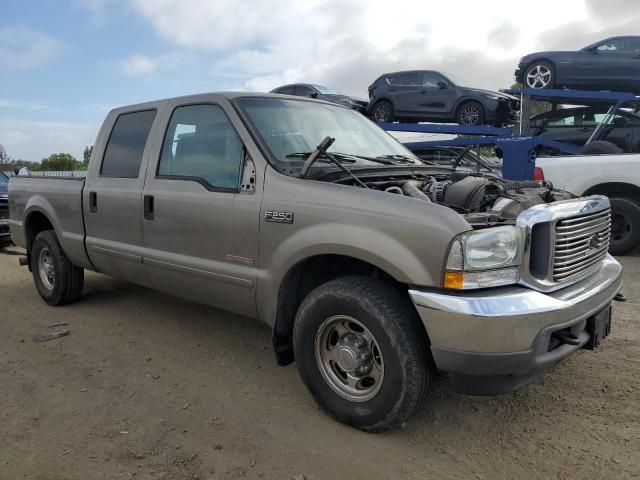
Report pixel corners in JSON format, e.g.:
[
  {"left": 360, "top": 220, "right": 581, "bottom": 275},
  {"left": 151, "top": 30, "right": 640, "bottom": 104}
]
[{"left": 382, "top": 87, "right": 640, "bottom": 181}]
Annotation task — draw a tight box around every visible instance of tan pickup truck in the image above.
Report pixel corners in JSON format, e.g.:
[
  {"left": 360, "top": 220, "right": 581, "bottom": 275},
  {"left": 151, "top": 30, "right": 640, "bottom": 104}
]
[{"left": 9, "top": 92, "right": 622, "bottom": 431}]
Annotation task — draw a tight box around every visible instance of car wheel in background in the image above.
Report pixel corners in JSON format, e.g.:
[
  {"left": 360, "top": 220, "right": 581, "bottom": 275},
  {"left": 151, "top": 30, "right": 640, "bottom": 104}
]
[
  {"left": 293, "top": 276, "right": 433, "bottom": 432},
  {"left": 608, "top": 197, "right": 640, "bottom": 256},
  {"left": 580, "top": 140, "right": 623, "bottom": 155},
  {"left": 456, "top": 101, "right": 485, "bottom": 125},
  {"left": 31, "top": 230, "right": 84, "bottom": 305},
  {"left": 372, "top": 100, "right": 394, "bottom": 123},
  {"left": 524, "top": 61, "right": 555, "bottom": 89}
]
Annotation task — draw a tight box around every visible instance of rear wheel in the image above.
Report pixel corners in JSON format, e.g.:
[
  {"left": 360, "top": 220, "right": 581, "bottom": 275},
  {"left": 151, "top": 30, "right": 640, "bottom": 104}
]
[
  {"left": 609, "top": 197, "right": 640, "bottom": 256},
  {"left": 31, "top": 230, "right": 84, "bottom": 305},
  {"left": 293, "top": 276, "right": 433, "bottom": 432},
  {"left": 372, "top": 100, "right": 394, "bottom": 123},
  {"left": 524, "top": 61, "right": 555, "bottom": 89},
  {"left": 456, "top": 101, "right": 485, "bottom": 125}
]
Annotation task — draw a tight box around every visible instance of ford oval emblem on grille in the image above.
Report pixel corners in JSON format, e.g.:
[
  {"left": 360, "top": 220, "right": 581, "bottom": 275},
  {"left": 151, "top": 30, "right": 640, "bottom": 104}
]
[{"left": 588, "top": 234, "right": 599, "bottom": 249}]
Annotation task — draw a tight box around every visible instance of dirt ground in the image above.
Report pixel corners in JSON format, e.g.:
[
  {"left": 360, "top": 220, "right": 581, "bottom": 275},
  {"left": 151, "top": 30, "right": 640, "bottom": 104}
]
[{"left": 1, "top": 248, "right": 639, "bottom": 480}]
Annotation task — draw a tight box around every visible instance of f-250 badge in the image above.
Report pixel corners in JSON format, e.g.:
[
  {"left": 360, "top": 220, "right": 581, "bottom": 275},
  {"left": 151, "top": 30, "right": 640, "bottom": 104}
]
[{"left": 264, "top": 211, "right": 294, "bottom": 224}]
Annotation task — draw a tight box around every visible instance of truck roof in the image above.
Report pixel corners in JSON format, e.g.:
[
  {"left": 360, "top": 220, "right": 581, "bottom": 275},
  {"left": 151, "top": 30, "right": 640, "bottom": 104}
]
[{"left": 108, "top": 91, "right": 346, "bottom": 115}]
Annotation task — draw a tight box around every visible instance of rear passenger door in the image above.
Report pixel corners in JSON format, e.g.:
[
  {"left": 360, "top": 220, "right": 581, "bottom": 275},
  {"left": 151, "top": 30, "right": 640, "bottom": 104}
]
[
  {"left": 84, "top": 107, "right": 162, "bottom": 286},
  {"left": 388, "top": 72, "right": 424, "bottom": 114},
  {"left": 141, "top": 99, "right": 261, "bottom": 317}
]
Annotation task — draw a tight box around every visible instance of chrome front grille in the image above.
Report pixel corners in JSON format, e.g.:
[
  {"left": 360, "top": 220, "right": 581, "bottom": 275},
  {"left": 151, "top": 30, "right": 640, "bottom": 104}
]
[
  {"left": 517, "top": 195, "right": 611, "bottom": 292},
  {"left": 553, "top": 209, "right": 611, "bottom": 282}
]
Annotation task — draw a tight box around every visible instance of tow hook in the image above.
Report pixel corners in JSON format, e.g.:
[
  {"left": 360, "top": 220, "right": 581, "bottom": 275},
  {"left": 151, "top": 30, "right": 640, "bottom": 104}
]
[
  {"left": 613, "top": 292, "right": 626, "bottom": 302},
  {"left": 552, "top": 331, "right": 581, "bottom": 346}
]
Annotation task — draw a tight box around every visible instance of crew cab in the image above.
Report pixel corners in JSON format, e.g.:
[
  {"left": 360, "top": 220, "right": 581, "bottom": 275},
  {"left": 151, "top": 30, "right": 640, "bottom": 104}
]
[{"left": 9, "top": 92, "right": 622, "bottom": 431}]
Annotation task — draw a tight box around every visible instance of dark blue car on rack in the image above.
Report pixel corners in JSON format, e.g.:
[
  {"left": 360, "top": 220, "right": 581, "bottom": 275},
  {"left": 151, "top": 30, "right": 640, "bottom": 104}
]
[{"left": 515, "top": 36, "right": 640, "bottom": 93}]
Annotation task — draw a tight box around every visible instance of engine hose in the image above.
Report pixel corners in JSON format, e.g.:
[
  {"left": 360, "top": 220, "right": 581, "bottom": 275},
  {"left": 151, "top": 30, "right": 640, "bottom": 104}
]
[
  {"left": 402, "top": 180, "right": 431, "bottom": 202},
  {"left": 385, "top": 186, "right": 404, "bottom": 195}
]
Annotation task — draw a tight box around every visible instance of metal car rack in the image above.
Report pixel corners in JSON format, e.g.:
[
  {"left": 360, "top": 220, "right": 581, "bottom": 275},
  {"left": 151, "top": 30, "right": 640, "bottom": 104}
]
[{"left": 382, "top": 87, "right": 640, "bottom": 182}]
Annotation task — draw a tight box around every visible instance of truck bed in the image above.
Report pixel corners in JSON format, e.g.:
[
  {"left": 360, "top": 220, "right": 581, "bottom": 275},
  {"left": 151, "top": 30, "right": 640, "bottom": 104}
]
[{"left": 9, "top": 176, "right": 92, "bottom": 269}]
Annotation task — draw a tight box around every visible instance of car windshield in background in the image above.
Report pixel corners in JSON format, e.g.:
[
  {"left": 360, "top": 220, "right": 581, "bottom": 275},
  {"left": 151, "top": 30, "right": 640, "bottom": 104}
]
[
  {"left": 236, "top": 97, "right": 422, "bottom": 174},
  {"left": 312, "top": 84, "right": 341, "bottom": 94},
  {"left": 0, "top": 171, "right": 8, "bottom": 183}
]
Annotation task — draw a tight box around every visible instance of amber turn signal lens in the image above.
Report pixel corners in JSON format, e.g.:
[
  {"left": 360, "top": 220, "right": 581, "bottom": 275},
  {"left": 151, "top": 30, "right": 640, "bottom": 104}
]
[{"left": 443, "top": 271, "right": 463, "bottom": 289}]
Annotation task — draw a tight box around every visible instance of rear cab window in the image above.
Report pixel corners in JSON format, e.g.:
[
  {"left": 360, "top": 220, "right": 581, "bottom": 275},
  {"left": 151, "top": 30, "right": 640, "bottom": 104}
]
[{"left": 100, "top": 110, "right": 157, "bottom": 178}]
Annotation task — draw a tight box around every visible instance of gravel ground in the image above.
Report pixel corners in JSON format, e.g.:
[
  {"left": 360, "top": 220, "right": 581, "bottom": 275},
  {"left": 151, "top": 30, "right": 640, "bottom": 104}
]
[{"left": 1, "top": 248, "right": 639, "bottom": 480}]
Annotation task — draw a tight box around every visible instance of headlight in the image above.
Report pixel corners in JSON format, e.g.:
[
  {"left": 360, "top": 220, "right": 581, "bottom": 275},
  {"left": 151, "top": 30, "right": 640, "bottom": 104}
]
[{"left": 443, "top": 226, "right": 523, "bottom": 290}]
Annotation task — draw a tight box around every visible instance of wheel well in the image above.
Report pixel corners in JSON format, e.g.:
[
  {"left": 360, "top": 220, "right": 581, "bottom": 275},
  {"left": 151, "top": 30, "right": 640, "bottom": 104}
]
[
  {"left": 525, "top": 58, "right": 555, "bottom": 72},
  {"left": 583, "top": 182, "right": 640, "bottom": 203},
  {"left": 25, "top": 211, "right": 54, "bottom": 251},
  {"left": 272, "top": 254, "right": 402, "bottom": 365}
]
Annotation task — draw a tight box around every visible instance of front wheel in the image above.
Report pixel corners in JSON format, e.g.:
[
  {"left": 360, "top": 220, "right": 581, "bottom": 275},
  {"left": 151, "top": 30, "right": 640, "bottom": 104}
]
[
  {"left": 524, "top": 61, "right": 555, "bottom": 89},
  {"left": 31, "top": 230, "right": 84, "bottom": 305},
  {"left": 456, "top": 101, "right": 485, "bottom": 125},
  {"left": 371, "top": 100, "right": 394, "bottom": 123},
  {"left": 293, "top": 276, "right": 433, "bottom": 432},
  {"left": 609, "top": 197, "right": 640, "bottom": 256}
]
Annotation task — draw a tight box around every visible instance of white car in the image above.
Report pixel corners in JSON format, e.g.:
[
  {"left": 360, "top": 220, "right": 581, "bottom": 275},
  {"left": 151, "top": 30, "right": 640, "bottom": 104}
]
[{"left": 537, "top": 153, "right": 640, "bottom": 255}]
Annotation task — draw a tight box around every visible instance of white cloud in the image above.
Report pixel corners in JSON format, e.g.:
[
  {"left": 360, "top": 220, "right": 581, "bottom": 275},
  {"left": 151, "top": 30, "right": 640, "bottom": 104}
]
[
  {"left": 120, "top": 53, "right": 159, "bottom": 75},
  {"left": 119, "top": 52, "right": 185, "bottom": 76},
  {"left": 0, "top": 26, "right": 64, "bottom": 71},
  {"left": 0, "top": 118, "right": 97, "bottom": 162}
]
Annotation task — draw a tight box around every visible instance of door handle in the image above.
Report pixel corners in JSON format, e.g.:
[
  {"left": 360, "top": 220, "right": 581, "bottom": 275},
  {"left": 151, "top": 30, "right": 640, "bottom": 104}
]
[
  {"left": 89, "top": 192, "right": 97, "bottom": 213},
  {"left": 143, "top": 195, "right": 154, "bottom": 220}
]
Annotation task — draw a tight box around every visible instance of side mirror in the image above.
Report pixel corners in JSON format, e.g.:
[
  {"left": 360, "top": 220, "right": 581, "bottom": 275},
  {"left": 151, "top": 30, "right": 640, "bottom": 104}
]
[
  {"left": 309, "top": 92, "right": 318, "bottom": 98},
  {"left": 437, "top": 81, "right": 448, "bottom": 89}
]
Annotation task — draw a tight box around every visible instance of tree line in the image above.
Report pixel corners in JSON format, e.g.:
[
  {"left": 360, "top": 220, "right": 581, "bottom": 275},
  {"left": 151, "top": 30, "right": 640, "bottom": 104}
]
[{"left": 0, "top": 144, "right": 93, "bottom": 172}]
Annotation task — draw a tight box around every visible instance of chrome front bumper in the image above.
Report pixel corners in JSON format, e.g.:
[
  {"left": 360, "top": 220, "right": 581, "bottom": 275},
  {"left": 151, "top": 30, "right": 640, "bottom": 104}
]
[{"left": 408, "top": 255, "right": 622, "bottom": 394}]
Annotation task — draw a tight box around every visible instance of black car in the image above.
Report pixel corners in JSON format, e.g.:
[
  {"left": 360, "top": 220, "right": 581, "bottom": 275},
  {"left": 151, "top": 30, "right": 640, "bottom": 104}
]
[
  {"left": 515, "top": 36, "right": 640, "bottom": 93},
  {"left": 367, "top": 70, "right": 519, "bottom": 126},
  {"left": 0, "top": 171, "right": 11, "bottom": 247},
  {"left": 270, "top": 83, "right": 368, "bottom": 112},
  {"left": 530, "top": 106, "right": 640, "bottom": 154}
]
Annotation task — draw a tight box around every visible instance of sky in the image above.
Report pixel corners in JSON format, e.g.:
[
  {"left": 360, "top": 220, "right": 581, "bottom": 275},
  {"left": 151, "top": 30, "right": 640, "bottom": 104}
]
[{"left": 1, "top": 0, "right": 638, "bottom": 162}]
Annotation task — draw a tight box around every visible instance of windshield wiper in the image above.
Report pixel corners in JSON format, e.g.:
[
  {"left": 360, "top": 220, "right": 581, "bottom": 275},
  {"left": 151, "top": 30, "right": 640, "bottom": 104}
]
[
  {"left": 285, "top": 152, "right": 357, "bottom": 163},
  {"left": 299, "top": 137, "right": 369, "bottom": 188},
  {"left": 376, "top": 154, "right": 435, "bottom": 165}
]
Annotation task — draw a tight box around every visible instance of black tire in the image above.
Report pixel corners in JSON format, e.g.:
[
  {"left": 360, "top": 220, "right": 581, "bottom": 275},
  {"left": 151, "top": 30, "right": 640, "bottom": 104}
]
[
  {"left": 371, "top": 100, "right": 394, "bottom": 123},
  {"left": 524, "top": 60, "right": 555, "bottom": 89},
  {"left": 456, "top": 101, "right": 485, "bottom": 126},
  {"left": 580, "top": 140, "right": 623, "bottom": 155},
  {"left": 31, "top": 230, "right": 84, "bottom": 306},
  {"left": 293, "top": 276, "right": 433, "bottom": 432},
  {"left": 609, "top": 197, "right": 640, "bottom": 256}
]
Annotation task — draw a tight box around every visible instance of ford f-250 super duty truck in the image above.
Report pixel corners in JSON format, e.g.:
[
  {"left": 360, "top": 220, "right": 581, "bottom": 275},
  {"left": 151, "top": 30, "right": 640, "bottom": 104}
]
[{"left": 9, "top": 92, "right": 622, "bottom": 432}]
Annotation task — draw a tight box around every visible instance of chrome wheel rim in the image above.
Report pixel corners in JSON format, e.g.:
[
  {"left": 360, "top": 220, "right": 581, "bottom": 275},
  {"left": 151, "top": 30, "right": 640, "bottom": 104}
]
[
  {"left": 314, "top": 315, "right": 384, "bottom": 402},
  {"left": 38, "top": 248, "right": 55, "bottom": 290},
  {"left": 374, "top": 103, "right": 391, "bottom": 122},
  {"left": 526, "top": 64, "right": 552, "bottom": 89},
  {"left": 459, "top": 106, "right": 480, "bottom": 125}
]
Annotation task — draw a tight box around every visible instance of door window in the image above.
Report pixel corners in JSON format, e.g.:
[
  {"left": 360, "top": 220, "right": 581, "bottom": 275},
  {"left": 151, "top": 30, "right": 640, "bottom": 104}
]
[
  {"left": 596, "top": 38, "right": 640, "bottom": 54},
  {"left": 390, "top": 72, "right": 421, "bottom": 86},
  {"left": 157, "top": 104, "right": 244, "bottom": 191},
  {"left": 422, "top": 72, "right": 445, "bottom": 87},
  {"left": 100, "top": 110, "right": 156, "bottom": 177},
  {"left": 295, "top": 85, "right": 316, "bottom": 97}
]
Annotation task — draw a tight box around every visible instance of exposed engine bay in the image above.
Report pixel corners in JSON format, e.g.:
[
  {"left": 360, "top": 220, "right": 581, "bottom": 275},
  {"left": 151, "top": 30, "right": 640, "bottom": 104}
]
[{"left": 332, "top": 170, "right": 574, "bottom": 228}]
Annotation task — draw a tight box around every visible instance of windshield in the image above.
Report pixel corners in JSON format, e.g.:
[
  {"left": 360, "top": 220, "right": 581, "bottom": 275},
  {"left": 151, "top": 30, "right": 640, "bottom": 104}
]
[
  {"left": 312, "top": 84, "right": 341, "bottom": 95},
  {"left": 236, "top": 97, "right": 422, "bottom": 175},
  {"left": 0, "top": 171, "right": 8, "bottom": 184},
  {"left": 442, "top": 72, "right": 468, "bottom": 87}
]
